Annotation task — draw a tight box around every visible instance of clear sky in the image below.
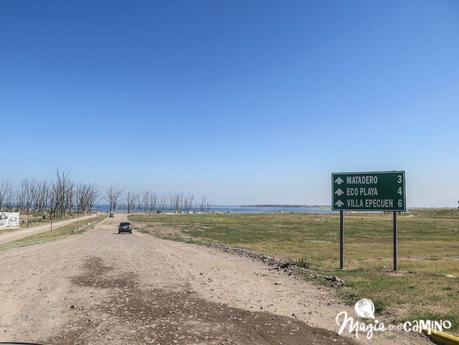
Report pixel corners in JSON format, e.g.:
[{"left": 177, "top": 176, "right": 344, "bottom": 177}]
[{"left": 1, "top": 1, "right": 458, "bottom": 206}]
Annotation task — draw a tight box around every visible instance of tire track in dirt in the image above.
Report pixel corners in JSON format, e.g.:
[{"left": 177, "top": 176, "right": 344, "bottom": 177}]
[{"left": 46, "top": 256, "right": 356, "bottom": 345}]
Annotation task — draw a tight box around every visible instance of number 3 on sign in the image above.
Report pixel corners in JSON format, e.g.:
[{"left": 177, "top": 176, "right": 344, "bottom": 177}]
[{"left": 397, "top": 175, "right": 403, "bottom": 183}]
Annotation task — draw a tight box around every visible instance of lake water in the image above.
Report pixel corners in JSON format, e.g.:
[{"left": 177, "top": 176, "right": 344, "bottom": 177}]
[{"left": 94, "top": 204, "right": 333, "bottom": 214}]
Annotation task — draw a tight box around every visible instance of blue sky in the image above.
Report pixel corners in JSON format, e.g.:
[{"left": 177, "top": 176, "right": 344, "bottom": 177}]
[{"left": 1, "top": 0, "right": 458, "bottom": 206}]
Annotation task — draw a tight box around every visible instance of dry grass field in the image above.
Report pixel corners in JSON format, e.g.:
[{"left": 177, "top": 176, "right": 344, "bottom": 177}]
[{"left": 130, "top": 209, "right": 459, "bottom": 331}]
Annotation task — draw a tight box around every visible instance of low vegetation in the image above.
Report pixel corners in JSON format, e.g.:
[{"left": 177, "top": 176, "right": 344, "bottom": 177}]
[
  {"left": 129, "top": 210, "right": 459, "bottom": 331},
  {"left": 0, "top": 214, "right": 106, "bottom": 252},
  {"left": 19, "top": 212, "right": 87, "bottom": 229}
]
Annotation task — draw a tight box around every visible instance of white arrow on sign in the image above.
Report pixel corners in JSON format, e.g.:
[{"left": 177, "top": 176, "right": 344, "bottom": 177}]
[
  {"left": 335, "top": 200, "right": 344, "bottom": 207},
  {"left": 334, "top": 188, "right": 344, "bottom": 196},
  {"left": 335, "top": 177, "right": 344, "bottom": 185}
]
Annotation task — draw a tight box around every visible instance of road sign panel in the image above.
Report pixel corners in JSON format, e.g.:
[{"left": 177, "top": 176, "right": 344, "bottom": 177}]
[{"left": 331, "top": 171, "right": 406, "bottom": 211}]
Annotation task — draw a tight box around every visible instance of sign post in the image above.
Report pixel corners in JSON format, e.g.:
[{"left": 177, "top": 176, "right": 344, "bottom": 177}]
[
  {"left": 339, "top": 210, "right": 344, "bottom": 270},
  {"left": 331, "top": 171, "right": 406, "bottom": 270},
  {"left": 393, "top": 211, "right": 398, "bottom": 272}
]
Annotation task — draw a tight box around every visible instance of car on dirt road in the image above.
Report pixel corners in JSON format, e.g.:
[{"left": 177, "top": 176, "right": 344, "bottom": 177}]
[{"left": 118, "top": 222, "right": 132, "bottom": 234}]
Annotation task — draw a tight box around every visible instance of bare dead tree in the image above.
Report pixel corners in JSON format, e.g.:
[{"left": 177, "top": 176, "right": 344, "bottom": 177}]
[
  {"left": 200, "top": 195, "right": 207, "bottom": 212},
  {"left": 48, "top": 187, "right": 56, "bottom": 217},
  {"left": 19, "top": 179, "right": 38, "bottom": 224},
  {"left": 141, "top": 191, "right": 157, "bottom": 213},
  {"left": 87, "top": 184, "right": 99, "bottom": 212},
  {"left": 126, "top": 191, "right": 138, "bottom": 214},
  {"left": 65, "top": 181, "right": 74, "bottom": 214},
  {"left": 134, "top": 193, "right": 141, "bottom": 213},
  {"left": 148, "top": 192, "right": 157, "bottom": 212},
  {"left": 2, "top": 172, "right": 211, "bottom": 219},
  {"left": 52, "top": 170, "right": 73, "bottom": 217},
  {"left": 106, "top": 186, "right": 122, "bottom": 213},
  {"left": 141, "top": 191, "right": 148, "bottom": 213},
  {"left": 183, "top": 194, "right": 194, "bottom": 212},
  {"left": 159, "top": 195, "right": 167, "bottom": 211},
  {"left": 76, "top": 183, "right": 99, "bottom": 214},
  {"left": 0, "top": 182, "right": 12, "bottom": 211},
  {"left": 1, "top": 171, "right": 101, "bottom": 223},
  {"left": 33, "top": 181, "right": 49, "bottom": 212},
  {"left": 53, "top": 171, "right": 65, "bottom": 217},
  {"left": 173, "top": 193, "right": 184, "bottom": 213},
  {"left": 75, "top": 184, "right": 85, "bottom": 213}
]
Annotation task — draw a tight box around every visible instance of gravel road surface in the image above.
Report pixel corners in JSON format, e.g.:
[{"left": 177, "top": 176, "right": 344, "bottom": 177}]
[{"left": 0, "top": 214, "right": 431, "bottom": 345}]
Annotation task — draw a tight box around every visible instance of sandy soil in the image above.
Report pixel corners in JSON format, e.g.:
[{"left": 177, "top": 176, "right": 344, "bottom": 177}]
[
  {"left": 0, "top": 214, "right": 431, "bottom": 345},
  {"left": 0, "top": 213, "right": 98, "bottom": 245}
]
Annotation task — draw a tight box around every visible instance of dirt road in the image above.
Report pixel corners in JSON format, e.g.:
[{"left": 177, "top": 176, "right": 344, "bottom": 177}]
[
  {"left": 0, "top": 214, "right": 98, "bottom": 245},
  {"left": 0, "top": 214, "right": 430, "bottom": 345}
]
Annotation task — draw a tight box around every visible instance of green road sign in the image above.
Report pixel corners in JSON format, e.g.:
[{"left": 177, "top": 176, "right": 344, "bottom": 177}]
[{"left": 331, "top": 171, "right": 406, "bottom": 211}]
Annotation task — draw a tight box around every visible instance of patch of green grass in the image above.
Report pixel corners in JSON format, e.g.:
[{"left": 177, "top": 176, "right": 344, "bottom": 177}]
[
  {"left": 0, "top": 215, "right": 106, "bottom": 252},
  {"left": 407, "top": 311, "right": 459, "bottom": 331},
  {"left": 0, "top": 213, "right": 84, "bottom": 233},
  {"left": 0, "top": 227, "right": 20, "bottom": 235},
  {"left": 291, "top": 256, "right": 312, "bottom": 269},
  {"left": 19, "top": 212, "right": 86, "bottom": 228},
  {"left": 134, "top": 226, "right": 149, "bottom": 233},
  {"left": 129, "top": 211, "right": 459, "bottom": 331}
]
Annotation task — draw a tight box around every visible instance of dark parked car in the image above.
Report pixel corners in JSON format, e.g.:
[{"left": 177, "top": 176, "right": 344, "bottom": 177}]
[
  {"left": 109, "top": 213, "right": 114, "bottom": 218},
  {"left": 118, "top": 222, "right": 132, "bottom": 234}
]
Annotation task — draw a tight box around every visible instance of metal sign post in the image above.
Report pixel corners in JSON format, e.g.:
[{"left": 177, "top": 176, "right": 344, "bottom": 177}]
[
  {"left": 339, "top": 210, "right": 344, "bottom": 270},
  {"left": 331, "top": 171, "right": 406, "bottom": 271},
  {"left": 393, "top": 211, "right": 398, "bottom": 272}
]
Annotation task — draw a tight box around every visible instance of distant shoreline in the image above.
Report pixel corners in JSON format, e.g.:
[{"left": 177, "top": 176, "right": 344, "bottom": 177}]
[{"left": 240, "top": 204, "right": 330, "bottom": 208}]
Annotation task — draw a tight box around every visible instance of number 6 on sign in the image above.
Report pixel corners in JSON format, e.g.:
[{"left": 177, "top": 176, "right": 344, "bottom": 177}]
[{"left": 398, "top": 199, "right": 403, "bottom": 208}]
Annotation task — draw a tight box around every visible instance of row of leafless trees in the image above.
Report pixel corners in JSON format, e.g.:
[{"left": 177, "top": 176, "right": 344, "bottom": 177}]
[
  {"left": 107, "top": 187, "right": 210, "bottom": 214},
  {"left": 0, "top": 172, "right": 211, "bottom": 216},
  {"left": 0, "top": 171, "right": 99, "bottom": 219}
]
